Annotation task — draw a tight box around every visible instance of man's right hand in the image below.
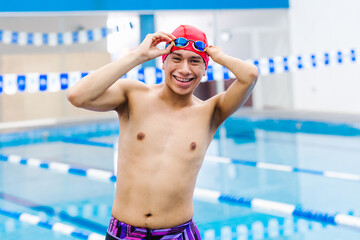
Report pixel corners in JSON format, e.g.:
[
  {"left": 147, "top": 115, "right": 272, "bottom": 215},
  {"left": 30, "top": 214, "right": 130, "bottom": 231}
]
[
  {"left": 68, "top": 31, "right": 176, "bottom": 112},
  {"left": 136, "top": 32, "right": 176, "bottom": 62}
]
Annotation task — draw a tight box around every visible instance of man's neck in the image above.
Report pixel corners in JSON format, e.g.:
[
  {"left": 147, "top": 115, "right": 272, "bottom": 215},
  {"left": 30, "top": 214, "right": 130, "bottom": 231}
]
[{"left": 158, "top": 84, "right": 195, "bottom": 108}]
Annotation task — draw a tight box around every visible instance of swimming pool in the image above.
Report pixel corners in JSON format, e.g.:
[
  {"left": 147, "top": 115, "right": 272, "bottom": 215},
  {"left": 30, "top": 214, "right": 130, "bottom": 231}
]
[{"left": 1, "top": 114, "right": 360, "bottom": 240}]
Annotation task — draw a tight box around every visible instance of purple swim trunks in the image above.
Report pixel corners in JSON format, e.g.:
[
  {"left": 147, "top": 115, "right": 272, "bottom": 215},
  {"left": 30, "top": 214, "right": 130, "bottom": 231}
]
[{"left": 106, "top": 216, "right": 201, "bottom": 240}]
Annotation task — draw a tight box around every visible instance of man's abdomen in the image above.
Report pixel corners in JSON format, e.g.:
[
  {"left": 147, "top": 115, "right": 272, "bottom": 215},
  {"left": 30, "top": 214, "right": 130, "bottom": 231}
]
[{"left": 111, "top": 158, "right": 197, "bottom": 228}]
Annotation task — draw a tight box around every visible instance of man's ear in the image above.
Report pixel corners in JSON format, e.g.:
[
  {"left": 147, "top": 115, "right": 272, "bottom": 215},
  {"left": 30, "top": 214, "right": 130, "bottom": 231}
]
[{"left": 162, "top": 56, "right": 170, "bottom": 70}]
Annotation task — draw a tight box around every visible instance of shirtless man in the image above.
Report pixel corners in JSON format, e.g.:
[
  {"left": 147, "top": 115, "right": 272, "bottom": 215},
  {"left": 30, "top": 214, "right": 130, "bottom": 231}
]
[{"left": 67, "top": 25, "right": 258, "bottom": 240}]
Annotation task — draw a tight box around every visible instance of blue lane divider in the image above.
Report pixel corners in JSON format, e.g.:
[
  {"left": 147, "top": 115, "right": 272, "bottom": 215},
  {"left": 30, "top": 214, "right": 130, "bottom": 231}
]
[
  {"left": 311, "top": 54, "right": 316, "bottom": 67},
  {"left": 1, "top": 153, "right": 360, "bottom": 230},
  {"left": 324, "top": 52, "right": 330, "bottom": 65},
  {"left": 204, "top": 155, "right": 360, "bottom": 182},
  {"left": 194, "top": 189, "right": 360, "bottom": 230},
  {"left": 207, "top": 65, "right": 214, "bottom": 81},
  {"left": 292, "top": 207, "right": 336, "bottom": 225},
  {"left": 0, "top": 48, "right": 358, "bottom": 95},
  {"left": 283, "top": 57, "right": 289, "bottom": 72},
  {"left": 268, "top": 58, "right": 275, "bottom": 73},
  {"left": 0, "top": 154, "right": 116, "bottom": 183},
  {"left": 297, "top": 56, "right": 303, "bottom": 69},
  {"left": 0, "top": 207, "right": 105, "bottom": 240},
  {"left": 0, "top": 24, "right": 133, "bottom": 47},
  {"left": 138, "top": 68, "right": 145, "bottom": 83},
  {"left": 3, "top": 147, "right": 360, "bottom": 183},
  {"left": 0, "top": 192, "right": 108, "bottom": 234}
]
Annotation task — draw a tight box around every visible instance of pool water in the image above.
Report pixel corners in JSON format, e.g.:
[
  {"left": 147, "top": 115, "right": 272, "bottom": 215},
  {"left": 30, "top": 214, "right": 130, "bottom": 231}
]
[{"left": 0, "top": 116, "right": 360, "bottom": 239}]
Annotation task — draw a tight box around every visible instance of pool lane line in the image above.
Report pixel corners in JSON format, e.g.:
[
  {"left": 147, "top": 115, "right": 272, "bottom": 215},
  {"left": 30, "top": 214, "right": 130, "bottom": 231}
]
[
  {"left": 0, "top": 154, "right": 117, "bottom": 183},
  {"left": 0, "top": 207, "right": 105, "bottom": 240},
  {"left": 1, "top": 154, "right": 360, "bottom": 230},
  {"left": 194, "top": 189, "right": 360, "bottom": 231},
  {"left": 204, "top": 155, "right": 360, "bottom": 182},
  {"left": 58, "top": 136, "right": 360, "bottom": 177},
  {"left": 61, "top": 137, "right": 114, "bottom": 148},
  {"left": 0, "top": 192, "right": 108, "bottom": 234},
  {"left": 59, "top": 135, "right": 360, "bottom": 182},
  {"left": 2, "top": 153, "right": 360, "bottom": 183}
]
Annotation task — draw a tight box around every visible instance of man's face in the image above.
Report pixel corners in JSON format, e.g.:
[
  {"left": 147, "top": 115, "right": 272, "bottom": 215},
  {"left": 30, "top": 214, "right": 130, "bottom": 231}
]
[{"left": 162, "top": 50, "right": 206, "bottom": 96}]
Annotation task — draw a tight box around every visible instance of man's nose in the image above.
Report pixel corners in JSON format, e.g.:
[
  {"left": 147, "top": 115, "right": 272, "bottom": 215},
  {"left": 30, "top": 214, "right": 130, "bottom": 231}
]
[{"left": 179, "top": 61, "right": 191, "bottom": 74}]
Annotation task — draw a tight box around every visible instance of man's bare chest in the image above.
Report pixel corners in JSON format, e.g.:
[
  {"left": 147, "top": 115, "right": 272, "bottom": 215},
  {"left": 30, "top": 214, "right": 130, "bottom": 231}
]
[{"left": 118, "top": 97, "right": 216, "bottom": 154}]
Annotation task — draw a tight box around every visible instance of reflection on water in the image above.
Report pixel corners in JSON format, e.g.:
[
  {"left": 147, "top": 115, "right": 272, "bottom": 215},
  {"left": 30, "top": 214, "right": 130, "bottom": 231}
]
[{"left": 196, "top": 119, "right": 360, "bottom": 239}]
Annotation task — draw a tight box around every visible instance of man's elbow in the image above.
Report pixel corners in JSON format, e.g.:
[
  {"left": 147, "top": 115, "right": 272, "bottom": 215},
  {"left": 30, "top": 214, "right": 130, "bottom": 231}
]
[
  {"left": 251, "top": 65, "right": 259, "bottom": 81},
  {"left": 67, "top": 88, "right": 85, "bottom": 108},
  {"left": 246, "top": 65, "right": 259, "bottom": 86}
]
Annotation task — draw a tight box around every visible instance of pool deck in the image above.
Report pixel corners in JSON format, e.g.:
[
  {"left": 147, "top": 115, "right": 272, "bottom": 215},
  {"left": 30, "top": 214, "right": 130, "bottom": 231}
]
[
  {"left": 0, "top": 114, "right": 117, "bottom": 133},
  {"left": 234, "top": 108, "right": 360, "bottom": 124}
]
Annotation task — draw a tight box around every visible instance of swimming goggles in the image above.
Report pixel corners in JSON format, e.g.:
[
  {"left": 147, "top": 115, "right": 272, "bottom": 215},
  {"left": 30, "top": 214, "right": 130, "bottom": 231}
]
[{"left": 166, "top": 37, "right": 207, "bottom": 52}]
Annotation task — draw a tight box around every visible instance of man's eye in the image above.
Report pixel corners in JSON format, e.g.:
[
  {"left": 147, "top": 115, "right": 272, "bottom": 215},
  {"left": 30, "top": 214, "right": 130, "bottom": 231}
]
[{"left": 173, "top": 58, "right": 181, "bottom": 61}]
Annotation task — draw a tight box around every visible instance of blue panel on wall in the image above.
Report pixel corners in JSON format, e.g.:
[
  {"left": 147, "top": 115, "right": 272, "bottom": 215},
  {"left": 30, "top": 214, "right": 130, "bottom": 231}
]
[
  {"left": 0, "top": 0, "right": 289, "bottom": 12},
  {"left": 140, "top": 15, "right": 156, "bottom": 68}
]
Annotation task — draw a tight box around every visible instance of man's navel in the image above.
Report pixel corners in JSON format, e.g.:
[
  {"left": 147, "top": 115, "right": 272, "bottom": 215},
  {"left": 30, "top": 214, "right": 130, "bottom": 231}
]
[
  {"left": 190, "top": 142, "right": 197, "bottom": 151},
  {"left": 137, "top": 132, "right": 145, "bottom": 141}
]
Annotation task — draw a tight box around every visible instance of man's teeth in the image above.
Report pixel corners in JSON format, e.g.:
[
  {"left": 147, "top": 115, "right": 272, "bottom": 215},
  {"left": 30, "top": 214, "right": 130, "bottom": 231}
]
[{"left": 175, "top": 76, "right": 193, "bottom": 82}]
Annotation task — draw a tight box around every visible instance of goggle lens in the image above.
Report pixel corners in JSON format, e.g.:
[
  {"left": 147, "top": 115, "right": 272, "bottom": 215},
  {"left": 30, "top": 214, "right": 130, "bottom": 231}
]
[
  {"left": 193, "top": 41, "right": 206, "bottom": 52},
  {"left": 174, "top": 38, "right": 188, "bottom": 47}
]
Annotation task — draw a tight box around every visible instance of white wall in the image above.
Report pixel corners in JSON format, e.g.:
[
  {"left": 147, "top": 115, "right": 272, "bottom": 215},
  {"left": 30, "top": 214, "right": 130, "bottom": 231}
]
[
  {"left": 3, "top": 5, "right": 359, "bottom": 115},
  {"left": 288, "top": 0, "right": 360, "bottom": 114}
]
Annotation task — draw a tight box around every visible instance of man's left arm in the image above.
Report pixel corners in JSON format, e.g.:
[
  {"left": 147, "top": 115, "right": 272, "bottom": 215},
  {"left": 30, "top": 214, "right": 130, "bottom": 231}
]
[{"left": 207, "top": 46, "right": 259, "bottom": 127}]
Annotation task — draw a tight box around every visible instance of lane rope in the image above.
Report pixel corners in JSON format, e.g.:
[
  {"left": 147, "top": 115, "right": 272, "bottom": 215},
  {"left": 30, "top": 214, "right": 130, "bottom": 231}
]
[
  {"left": 0, "top": 48, "right": 358, "bottom": 95},
  {"left": 57, "top": 137, "right": 360, "bottom": 182},
  {"left": 0, "top": 23, "right": 133, "bottom": 47},
  {"left": 205, "top": 155, "right": 360, "bottom": 182},
  {"left": 2, "top": 152, "right": 360, "bottom": 184}
]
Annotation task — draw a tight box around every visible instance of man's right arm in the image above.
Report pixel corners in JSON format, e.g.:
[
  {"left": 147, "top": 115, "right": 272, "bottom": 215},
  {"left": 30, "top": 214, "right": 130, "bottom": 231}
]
[
  {"left": 67, "top": 31, "right": 175, "bottom": 112},
  {"left": 67, "top": 51, "right": 146, "bottom": 112}
]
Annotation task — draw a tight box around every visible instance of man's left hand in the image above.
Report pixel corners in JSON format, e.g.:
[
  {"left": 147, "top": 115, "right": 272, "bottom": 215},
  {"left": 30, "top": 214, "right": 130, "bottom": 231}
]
[{"left": 206, "top": 45, "right": 226, "bottom": 64}]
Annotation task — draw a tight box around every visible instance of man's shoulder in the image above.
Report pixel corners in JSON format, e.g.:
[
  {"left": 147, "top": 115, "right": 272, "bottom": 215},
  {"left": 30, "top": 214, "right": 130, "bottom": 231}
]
[
  {"left": 202, "top": 93, "right": 222, "bottom": 106},
  {"left": 187, "top": 94, "right": 219, "bottom": 114},
  {"left": 116, "top": 78, "right": 150, "bottom": 92}
]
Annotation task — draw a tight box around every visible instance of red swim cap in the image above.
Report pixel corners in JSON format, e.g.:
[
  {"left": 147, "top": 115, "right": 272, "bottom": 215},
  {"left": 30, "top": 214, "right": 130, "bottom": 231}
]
[{"left": 162, "top": 25, "right": 209, "bottom": 68}]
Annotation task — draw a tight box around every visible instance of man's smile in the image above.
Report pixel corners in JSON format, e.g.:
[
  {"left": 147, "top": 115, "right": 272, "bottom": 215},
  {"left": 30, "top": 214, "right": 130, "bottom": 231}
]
[{"left": 173, "top": 75, "right": 195, "bottom": 83}]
